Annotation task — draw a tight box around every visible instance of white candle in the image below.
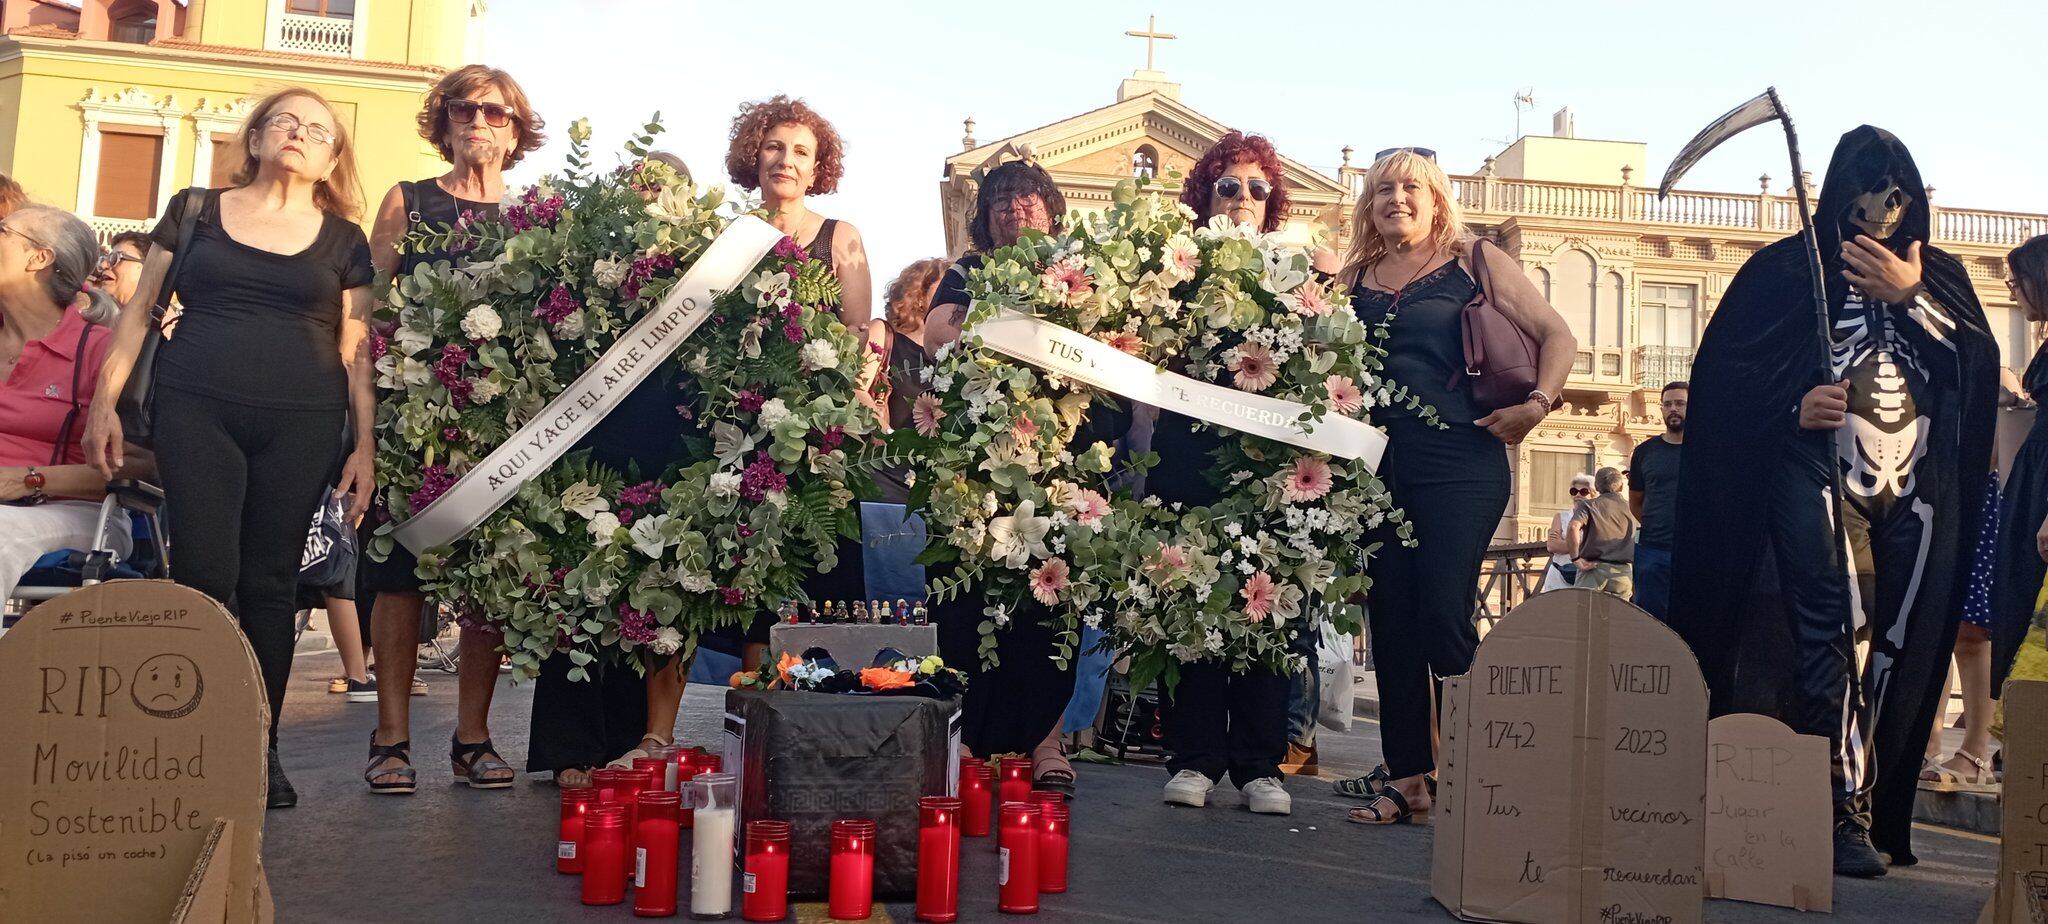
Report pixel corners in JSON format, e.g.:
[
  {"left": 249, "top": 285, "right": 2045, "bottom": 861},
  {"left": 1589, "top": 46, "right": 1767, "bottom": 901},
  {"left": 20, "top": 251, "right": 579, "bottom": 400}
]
[{"left": 690, "top": 806, "right": 737, "bottom": 918}]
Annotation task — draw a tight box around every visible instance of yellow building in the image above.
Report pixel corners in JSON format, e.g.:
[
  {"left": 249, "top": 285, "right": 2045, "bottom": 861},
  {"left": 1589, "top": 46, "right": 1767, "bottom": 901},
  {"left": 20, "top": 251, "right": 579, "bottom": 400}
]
[{"left": 0, "top": 0, "right": 482, "bottom": 243}]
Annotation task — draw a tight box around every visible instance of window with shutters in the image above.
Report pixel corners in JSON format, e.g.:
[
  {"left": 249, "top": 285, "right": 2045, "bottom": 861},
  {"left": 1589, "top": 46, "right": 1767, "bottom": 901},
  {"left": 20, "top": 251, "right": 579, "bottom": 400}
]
[
  {"left": 1529, "top": 449, "right": 1597, "bottom": 521},
  {"left": 95, "top": 129, "right": 163, "bottom": 220}
]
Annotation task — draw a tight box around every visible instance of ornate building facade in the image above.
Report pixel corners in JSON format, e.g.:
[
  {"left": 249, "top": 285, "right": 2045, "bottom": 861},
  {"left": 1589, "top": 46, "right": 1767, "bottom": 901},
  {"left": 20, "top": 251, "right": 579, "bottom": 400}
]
[
  {"left": 0, "top": 0, "right": 483, "bottom": 242},
  {"left": 942, "top": 60, "right": 2048, "bottom": 544}
]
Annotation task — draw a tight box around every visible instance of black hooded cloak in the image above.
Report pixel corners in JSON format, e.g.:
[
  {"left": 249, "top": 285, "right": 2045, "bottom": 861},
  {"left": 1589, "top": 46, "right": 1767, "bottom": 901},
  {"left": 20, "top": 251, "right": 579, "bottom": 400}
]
[{"left": 1667, "top": 126, "right": 1999, "bottom": 862}]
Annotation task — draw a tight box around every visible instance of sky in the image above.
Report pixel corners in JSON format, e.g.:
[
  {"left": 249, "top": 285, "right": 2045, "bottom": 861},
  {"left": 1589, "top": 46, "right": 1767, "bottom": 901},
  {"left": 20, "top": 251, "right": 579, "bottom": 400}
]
[{"left": 481, "top": 0, "right": 2048, "bottom": 301}]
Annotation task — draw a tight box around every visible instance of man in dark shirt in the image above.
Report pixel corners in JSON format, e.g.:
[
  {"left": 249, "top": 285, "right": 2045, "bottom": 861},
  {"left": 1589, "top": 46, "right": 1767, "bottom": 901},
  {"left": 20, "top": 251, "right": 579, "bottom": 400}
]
[
  {"left": 1570, "top": 467, "right": 1637, "bottom": 596},
  {"left": 1628, "top": 381, "right": 1686, "bottom": 619}
]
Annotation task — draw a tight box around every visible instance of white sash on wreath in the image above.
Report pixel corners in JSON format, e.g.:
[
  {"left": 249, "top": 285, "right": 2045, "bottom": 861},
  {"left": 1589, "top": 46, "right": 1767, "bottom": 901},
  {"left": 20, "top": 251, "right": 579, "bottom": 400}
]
[
  {"left": 967, "top": 309, "right": 1387, "bottom": 471},
  {"left": 394, "top": 215, "right": 786, "bottom": 554}
]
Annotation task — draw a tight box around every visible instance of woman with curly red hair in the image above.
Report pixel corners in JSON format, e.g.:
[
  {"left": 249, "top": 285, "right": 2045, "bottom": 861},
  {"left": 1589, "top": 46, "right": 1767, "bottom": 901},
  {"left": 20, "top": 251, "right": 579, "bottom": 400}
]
[
  {"left": 725, "top": 95, "right": 871, "bottom": 330},
  {"left": 1154, "top": 130, "right": 1317, "bottom": 816}
]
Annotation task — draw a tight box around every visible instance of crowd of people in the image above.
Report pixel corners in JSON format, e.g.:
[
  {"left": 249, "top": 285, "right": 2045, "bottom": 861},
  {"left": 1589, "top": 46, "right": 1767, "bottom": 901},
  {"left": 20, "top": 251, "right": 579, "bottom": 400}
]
[{"left": 1, "top": 59, "right": 2042, "bottom": 885}]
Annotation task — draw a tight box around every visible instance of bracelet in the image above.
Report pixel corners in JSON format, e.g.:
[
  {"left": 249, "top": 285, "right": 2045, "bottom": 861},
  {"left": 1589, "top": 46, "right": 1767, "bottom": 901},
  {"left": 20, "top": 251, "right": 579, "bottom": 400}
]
[
  {"left": 22, "top": 466, "right": 46, "bottom": 505},
  {"left": 1526, "top": 389, "right": 1559, "bottom": 411}
]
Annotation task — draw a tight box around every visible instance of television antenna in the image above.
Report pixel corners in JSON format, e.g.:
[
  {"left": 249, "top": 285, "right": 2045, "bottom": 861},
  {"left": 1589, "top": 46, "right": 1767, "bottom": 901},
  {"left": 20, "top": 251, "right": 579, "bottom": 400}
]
[{"left": 1512, "top": 88, "right": 1536, "bottom": 139}]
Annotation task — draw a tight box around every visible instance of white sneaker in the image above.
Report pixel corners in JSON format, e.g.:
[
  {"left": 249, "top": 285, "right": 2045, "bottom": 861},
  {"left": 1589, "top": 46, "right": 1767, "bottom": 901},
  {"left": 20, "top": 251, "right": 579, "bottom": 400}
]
[
  {"left": 1243, "top": 777, "right": 1292, "bottom": 815},
  {"left": 1163, "top": 770, "right": 1215, "bottom": 807}
]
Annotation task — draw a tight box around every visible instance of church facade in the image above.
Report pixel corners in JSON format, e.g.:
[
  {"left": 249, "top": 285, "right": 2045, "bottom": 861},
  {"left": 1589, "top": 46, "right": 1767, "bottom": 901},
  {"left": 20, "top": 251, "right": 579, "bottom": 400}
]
[{"left": 942, "top": 63, "right": 2048, "bottom": 543}]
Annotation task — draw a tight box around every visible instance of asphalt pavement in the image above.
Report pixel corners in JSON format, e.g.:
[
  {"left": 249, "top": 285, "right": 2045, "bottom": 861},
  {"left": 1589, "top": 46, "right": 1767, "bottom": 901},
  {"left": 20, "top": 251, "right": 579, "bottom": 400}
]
[{"left": 261, "top": 650, "right": 1998, "bottom": 923}]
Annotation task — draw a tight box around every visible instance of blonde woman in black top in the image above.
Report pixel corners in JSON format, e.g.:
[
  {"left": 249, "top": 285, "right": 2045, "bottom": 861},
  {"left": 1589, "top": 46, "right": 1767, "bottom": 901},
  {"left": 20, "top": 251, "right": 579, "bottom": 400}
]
[{"left": 85, "top": 87, "right": 377, "bottom": 809}]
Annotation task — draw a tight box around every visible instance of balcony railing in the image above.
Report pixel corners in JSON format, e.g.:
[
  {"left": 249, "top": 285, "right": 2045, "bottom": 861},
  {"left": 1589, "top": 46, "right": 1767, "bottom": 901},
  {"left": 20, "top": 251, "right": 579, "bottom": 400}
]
[
  {"left": 88, "top": 216, "right": 152, "bottom": 249},
  {"left": 1405, "top": 172, "right": 2048, "bottom": 249},
  {"left": 273, "top": 11, "right": 355, "bottom": 57},
  {"left": 1635, "top": 345, "right": 1695, "bottom": 388}
]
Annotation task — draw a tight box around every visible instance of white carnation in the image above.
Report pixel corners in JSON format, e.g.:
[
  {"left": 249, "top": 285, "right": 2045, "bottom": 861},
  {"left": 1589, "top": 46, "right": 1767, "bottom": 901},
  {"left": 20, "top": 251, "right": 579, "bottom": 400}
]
[
  {"left": 555, "top": 310, "right": 586, "bottom": 339},
  {"left": 468, "top": 378, "right": 502, "bottom": 404},
  {"left": 459, "top": 305, "right": 502, "bottom": 340},
  {"left": 650, "top": 626, "right": 684, "bottom": 655},
  {"left": 757, "top": 398, "right": 791, "bottom": 430},
  {"left": 593, "top": 257, "right": 630, "bottom": 288},
  {"left": 800, "top": 340, "right": 840, "bottom": 372},
  {"left": 587, "top": 511, "right": 621, "bottom": 546},
  {"left": 707, "top": 471, "right": 742, "bottom": 498}
]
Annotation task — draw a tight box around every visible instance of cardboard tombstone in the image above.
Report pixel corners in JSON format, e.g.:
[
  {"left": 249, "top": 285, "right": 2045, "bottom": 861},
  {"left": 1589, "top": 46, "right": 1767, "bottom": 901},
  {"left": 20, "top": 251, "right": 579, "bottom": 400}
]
[
  {"left": 0, "top": 581, "right": 271, "bottom": 923},
  {"left": 1433, "top": 588, "right": 1709, "bottom": 924},
  {"left": 1997, "top": 680, "right": 2048, "bottom": 924},
  {"left": 1703, "top": 714, "right": 1832, "bottom": 912}
]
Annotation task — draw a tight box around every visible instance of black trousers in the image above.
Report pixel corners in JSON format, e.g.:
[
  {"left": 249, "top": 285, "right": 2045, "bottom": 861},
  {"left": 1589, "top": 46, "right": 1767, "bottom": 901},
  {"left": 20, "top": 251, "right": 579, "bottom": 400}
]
[
  {"left": 933, "top": 564, "right": 1074, "bottom": 757},
  {"left": 1164, "top": 661, "right": 1289, "bottom": 786},
  {"left": 154, "top": 386, "right": 346, "bottom": 748},
  {"left": 525, "top": 651, "right": 649, "bottom": 773},
  {"left": 1366, "top": 418, "right": 1508, "bottom": 779}
]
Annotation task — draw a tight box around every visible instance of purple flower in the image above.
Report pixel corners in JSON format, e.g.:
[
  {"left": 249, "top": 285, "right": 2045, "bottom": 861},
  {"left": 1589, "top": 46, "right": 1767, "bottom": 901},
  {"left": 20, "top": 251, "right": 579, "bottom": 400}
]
[
  {"left": 675, "top": 404, "right": 694, "bottom": 421},
  {"left": 815, "top": 426, "right": 845, "bottom": 452},
  {"left": 441, "top": 427, "right": 463, "bottom": 443},
  {"left": 738, "top": 453, "right": 787, "bottom": 503},
  {"left": 409, "top": 464, "right": 457, "bottom": 513},
  {"left": 617, "top": 602, "right": 657, "bottom": 644},
  {"left": 735, "top": 389, "right": 765, "bottom": 414},
  {"left": 620, "top": 252, "right": 678, "bottom": 302},
  {"left": 771, "top": 236, "right": 806, "bottom": 261},
  {"left": 534, "top": 285, "right": 579, "bottom": 325},
  {"left": 370, "top": 332, "right": 389, "bottom": 359},
  {"left": 619, "top": 480, "right": 663, "bottom": 506},
  {"left": 616, "top": 508, "right": 635, "bottom": 526},
  {"left": 736, "top": 524, "right": 755, "bottom": 539},
  {"left": 720, "top": 587, "right": 746, "bottom": 606},
  {"left": 505, "top": 188, "right": 565, "bottom": 232},
  {"left": 433, "top": 343, "right": 470, "bottom": 387},
  {"left": 782, "top": 319, "right": 804, "bottom": 343}
]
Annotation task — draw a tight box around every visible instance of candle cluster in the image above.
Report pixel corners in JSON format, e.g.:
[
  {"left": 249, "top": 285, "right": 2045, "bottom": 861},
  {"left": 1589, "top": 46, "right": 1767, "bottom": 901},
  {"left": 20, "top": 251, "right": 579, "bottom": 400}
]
[{"left": 555, "top": 750, "right": 1073, "bottom": 919}]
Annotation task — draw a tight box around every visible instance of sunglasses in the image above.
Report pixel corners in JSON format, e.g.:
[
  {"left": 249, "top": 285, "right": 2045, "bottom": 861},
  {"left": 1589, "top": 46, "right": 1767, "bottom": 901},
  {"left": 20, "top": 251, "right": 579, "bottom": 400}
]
[
  {"left": 98, "top": 250, "right": 143, "bottom": 270},
  {"left": 446, "top": 99, "right": 518, "bottom": 128},
  {"left": 1374, "top": 146, "right": 1438, "bottom": 162},
  {"left": 1569, "top": 487, "right": 1590, "bottom": 496},
  {"left": 1214, "top": 176, "right": 1272, "bottom": 202}
]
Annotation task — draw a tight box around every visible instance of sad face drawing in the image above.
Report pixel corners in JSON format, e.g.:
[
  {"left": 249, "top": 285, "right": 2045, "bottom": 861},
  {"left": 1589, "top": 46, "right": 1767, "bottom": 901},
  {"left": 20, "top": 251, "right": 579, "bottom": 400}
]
[{"left": 131, "top": 654, "right": 204, "bottom": 719}]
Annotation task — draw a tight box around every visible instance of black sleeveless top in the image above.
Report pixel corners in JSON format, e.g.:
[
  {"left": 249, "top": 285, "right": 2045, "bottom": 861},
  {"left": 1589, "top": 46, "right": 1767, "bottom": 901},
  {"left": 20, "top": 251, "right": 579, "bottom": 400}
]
[
  {"left": 398, "top": 179, "right": 499, "bottom": 274},
  {"left": 1350, "top": 260, "right": 1482, "bottom": 425},
  {"left": 803, "top": 219, "right": 838, "bottom": 270}
]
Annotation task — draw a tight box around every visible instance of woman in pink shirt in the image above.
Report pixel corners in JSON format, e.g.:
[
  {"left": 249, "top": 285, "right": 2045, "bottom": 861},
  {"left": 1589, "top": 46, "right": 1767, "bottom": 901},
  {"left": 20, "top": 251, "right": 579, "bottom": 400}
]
[{"left": 0, "top": 206, "right": 128, "bottom": 604}]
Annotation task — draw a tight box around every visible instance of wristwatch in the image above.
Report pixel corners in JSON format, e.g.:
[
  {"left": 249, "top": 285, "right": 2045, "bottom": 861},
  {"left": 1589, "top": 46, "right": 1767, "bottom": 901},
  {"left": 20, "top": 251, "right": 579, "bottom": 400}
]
[{"left": 22, "top": 466, "right": 46, "bottom": 504}]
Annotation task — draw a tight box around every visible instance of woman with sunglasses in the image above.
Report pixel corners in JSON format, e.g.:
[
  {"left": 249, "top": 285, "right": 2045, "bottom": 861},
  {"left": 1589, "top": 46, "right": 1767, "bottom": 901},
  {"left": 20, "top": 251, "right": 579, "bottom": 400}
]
[
  {"left": 360, "top": 64, "right": 546, "bottom": 795},
  {"left": 0, "top": 207, "right": 132, "bottom": 607},
  {"left": 84, "top": 87, "right": 377, "bottom": 809},
  {"left": 1542, "top": 473, "right": 1597, "bottom": 591},
  {"left": 1148, "top": 131, "right": 1310, "bottom": 815}
]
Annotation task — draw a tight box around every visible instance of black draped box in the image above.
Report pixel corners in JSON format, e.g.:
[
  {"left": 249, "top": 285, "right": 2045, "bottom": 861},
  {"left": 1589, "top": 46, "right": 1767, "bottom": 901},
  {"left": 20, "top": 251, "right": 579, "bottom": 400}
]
[{"left": 722, "top": 689, "right": 960, "bottom": 898}]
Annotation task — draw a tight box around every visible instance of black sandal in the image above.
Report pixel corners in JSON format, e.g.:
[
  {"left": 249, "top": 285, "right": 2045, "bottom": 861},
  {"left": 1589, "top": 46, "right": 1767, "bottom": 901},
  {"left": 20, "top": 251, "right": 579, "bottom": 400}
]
[
  {"left": 365, "top": 735, "right": 417, "bottom": 795},
  {"left": 1346, "top": 787, "right": 1427, "bottom": 825},
  {"left": 450, "top": 735, "right": 515, "bottom": 790},
  {"left": 1333, "top": 763, "right": 1391, "bottom": 800}
]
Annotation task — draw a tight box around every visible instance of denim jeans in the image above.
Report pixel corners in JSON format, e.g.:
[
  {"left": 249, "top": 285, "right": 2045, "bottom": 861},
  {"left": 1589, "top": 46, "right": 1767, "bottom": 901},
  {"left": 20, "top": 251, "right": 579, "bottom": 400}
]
[
  {"left": 1632, "top": 544, "right": 1671, "bottom": 620},
  {"left": 1061, "top": 626, "right": 1113, "bottom": 734}
]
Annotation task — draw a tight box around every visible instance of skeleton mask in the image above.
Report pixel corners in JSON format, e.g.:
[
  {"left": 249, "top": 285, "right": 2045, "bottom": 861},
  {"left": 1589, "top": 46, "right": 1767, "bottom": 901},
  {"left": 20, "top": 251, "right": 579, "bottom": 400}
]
[{"left": 1846, "top": 179, "right": 1909, "bottom": 241}]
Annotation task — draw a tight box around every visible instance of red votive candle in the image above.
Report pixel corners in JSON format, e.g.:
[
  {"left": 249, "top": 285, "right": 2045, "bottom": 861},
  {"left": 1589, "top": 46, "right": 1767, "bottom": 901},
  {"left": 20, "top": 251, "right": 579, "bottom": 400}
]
[
  {"left": 635, "top": 791, "right": 682, "bottom": 917},
  {"left": 620, "top": 769, "right": 656, "bottom": 853},
  {"left": 594, "top": 767, "right": 628, "bottom": 810},
  {"left": 828, "top": 818, "right": 877, "bottom": 920},
  {"left": 649, "top": 744, "right": 683, "bottom": 790},
  {"left": 1028, "top": 791, "right": 1064, "bottom": 811},
  {"left": 997, "top": 803, "right": 1040, "bottom": 914},
  {"left": 960, "top": 764, "right": 993, "bottom": 838},
  {"left": 1037, "top": 802, "right": 1068, "bottom": 894},
  {"left": 559, "top": 787, "right": 600, "bottom": 874},
  {"left": 634, "top": 757, "right": 670, "bottom": 796},
  {"left": 998, "top": 758, "right": 1032, "bottom": 807},
  {"left": 698, "top": 754, "right": 723, "bottom": 774},
  {"left": 582, "top": 805, "right": 630, "bottom": 906},
  {"left": 915, "top": 796, "right": 962, "bottom": 923},
  {"left": 741, "top": 820, "right": 792, "bottom": 922}
]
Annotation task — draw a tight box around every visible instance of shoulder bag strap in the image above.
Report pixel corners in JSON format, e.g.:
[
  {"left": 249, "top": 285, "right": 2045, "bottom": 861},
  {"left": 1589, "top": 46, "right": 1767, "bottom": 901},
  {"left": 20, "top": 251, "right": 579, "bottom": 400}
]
[
  {"left": 155, "top": 186, "right": 208, "bottom": 315},
  {"left": 49, "top": 321, "right": 96, "bottom": 465},
  {"left": 400, "top": 180, "right": 422, "bottom": 227}
]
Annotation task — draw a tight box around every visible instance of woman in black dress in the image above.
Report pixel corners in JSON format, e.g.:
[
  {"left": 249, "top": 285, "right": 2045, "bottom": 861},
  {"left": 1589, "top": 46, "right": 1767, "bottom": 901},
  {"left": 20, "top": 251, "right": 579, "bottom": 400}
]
[
  {"left": 1336, "top": 151, "right": 1575, "bottom": 826},
  {"left": 927, "top": 160, "right": 1127, "bottom": 794},
  {"left": 85, "top": 88, "right": 379, "bottom": 808},
  {"left": 1991, "top": 234, "right": 2048, "bottom": 698},
  {"left": 362, "top": 64, "right": 544, "bottom": 794}
]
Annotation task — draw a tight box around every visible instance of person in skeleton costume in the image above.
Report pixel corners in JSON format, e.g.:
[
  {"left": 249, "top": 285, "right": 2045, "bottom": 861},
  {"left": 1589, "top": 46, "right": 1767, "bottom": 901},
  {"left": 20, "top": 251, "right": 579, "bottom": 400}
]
[{"left": 1667, "top": 126, "right": 1998, "bottom": 876}]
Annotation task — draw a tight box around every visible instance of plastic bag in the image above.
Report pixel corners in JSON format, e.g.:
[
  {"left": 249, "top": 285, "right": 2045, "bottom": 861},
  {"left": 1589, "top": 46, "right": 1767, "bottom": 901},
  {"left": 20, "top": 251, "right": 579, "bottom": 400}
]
[
  {"left": 298, "top": 493, "right": 355, "bottom": 590},
  {"left": 1317, "top": 619, "right": 1355, "bottom": 733}
]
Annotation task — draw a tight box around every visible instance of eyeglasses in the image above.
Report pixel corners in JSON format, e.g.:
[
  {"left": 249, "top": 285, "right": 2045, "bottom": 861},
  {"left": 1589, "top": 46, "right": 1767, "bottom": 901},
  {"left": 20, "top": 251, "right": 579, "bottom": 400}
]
[
  {"left": 1569, "top": 486, "right": 1590, "bottom": 496},
  {"left": 1214, "top": 176, "right": 1272, "bottom": 202},
  {"left": 98, "top": 250, "right": 143, "bottom": 271},
  {"left": 991, "top": 193, "right": 1046, "bottom": 215},
  {"left": 1374, "top": 147, "right": 1438, "bottom": 162},
  {"left": 261, "top": 112, "right": 334, "bottom": 146},
  {"left": 445, "top": 99, "right": 519, "bottom": 128},
  {"left": 0, "top": 223, "right": 47, "bottom": 251}
]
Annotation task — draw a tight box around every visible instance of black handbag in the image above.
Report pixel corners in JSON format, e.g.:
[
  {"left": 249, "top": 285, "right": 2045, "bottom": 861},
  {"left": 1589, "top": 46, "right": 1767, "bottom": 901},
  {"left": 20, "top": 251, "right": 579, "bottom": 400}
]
[
  {"left": 116, "top": 187, "right": 209, "bottom": 448},
  {"left": 298, "top": 492, "right": 357, "bottom": 590}
]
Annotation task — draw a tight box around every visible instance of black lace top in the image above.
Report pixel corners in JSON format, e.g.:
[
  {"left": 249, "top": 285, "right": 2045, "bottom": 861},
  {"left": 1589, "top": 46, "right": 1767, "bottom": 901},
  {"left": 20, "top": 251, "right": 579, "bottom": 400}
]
[{"left": 1350, "top": 259, "right": 1481, "bottom": 424}]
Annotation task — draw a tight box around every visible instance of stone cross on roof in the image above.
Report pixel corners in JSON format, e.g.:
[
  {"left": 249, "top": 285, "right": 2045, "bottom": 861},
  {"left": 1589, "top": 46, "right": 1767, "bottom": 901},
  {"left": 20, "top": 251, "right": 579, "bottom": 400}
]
[{"left": 1124, "top": 14, "right": 1176, "bottom": 72}]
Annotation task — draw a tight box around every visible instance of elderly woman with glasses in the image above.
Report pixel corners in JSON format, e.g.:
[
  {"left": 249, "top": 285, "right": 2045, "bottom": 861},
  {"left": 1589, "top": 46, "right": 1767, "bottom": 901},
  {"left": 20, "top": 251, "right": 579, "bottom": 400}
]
[
  {"left": 360, "top": 63, "right": 546, "bottom": 796},
  {"left": 1542, "top": 473, "right": 1598, "bottom": 591},
  {"left": 85, "top": 86, "right": 377, "bottom": 809},
  {"left": 0, "top": 208, "right": 132, "bottom": 606}
]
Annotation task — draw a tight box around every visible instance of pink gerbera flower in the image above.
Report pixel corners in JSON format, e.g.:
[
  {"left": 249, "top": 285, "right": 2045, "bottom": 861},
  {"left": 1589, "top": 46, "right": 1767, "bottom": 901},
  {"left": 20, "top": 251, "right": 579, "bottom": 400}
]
[
  {"left": 1281, "top": 456, "right": 1334, "bottom": 503},
  {"left": 1146, "top": 543, "right": 1188, "bottom": 578},
  {"left": 1292, "top": 285, "right": 1335, "bottom": 317},
  {"left": 912, "top": 393, "right": 947, "bottom": 437},
  {"left": 1231, "top": 343, "right": 1279, "bottom": 392},
  {"left": 1042, "top": 260, "right": 1093, "bottom": 308},
  {"left": 1029, "top": 558, "right": 1071, "bottom": 605},
  {"left": 1324, "top": 375, "right": 1364, "bottom": 415},
  {"left": 1242, "top": 572, "right": 1277, "bottom": 623},
  {"left": 1096, "top": 331, "right": 1145, "bottom": 355},
  {"left": 1011, "top": 415, "right": 1040, "bottom": 442}
]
